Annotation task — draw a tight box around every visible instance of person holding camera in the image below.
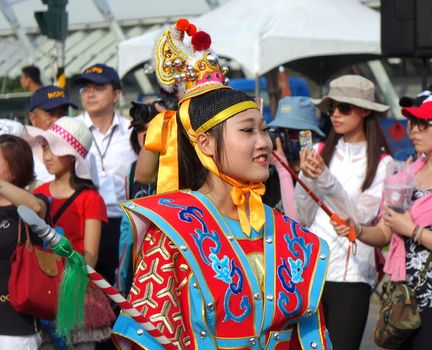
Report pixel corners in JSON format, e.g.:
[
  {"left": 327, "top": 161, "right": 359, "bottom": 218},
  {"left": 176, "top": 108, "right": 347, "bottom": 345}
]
[
  {"left": 133, "top": 91, "right": 182, "bottom": 185},
  {"left": 116, "top": 100, "right": 162, "bottom": 294},
  {"left": 263, "top": 96, "right": 325, "bottom": 217}
]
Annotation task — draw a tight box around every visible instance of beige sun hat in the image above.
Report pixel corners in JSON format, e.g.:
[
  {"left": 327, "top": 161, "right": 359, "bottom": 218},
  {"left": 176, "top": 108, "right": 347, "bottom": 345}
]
[
  {"left": 25, "top": 117, "right": 93, "bottom": 179},
  {"left": 312, "top": 75, "right": 389, "bottom": 113}
]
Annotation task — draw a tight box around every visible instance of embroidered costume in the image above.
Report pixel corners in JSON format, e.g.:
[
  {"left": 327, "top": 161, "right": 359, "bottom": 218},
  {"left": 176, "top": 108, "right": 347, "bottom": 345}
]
[
  {"left": 113, "top": 191, "right": 330, "bottom": 349},
  {"left": 112, "top": 18, "right": 331, "bottom": 350}
]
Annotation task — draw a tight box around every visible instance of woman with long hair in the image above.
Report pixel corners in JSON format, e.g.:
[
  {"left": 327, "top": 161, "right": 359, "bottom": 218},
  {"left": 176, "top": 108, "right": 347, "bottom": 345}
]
[
  {"left": 111, "top": 19, "right": 331, "bottom": 350},
  {"left": 27, "top": 117, "right": 114, "bottom": 349},
  {"left": 295, "top": 75, "right": 392, "bottom": 350},
  {"left": 116, "top": 101, "right": 159, "bottom": 294},
  {"left": 113, "top": 20, "right": 330, "bottom": 349},
  {"left": 334, "top": 100, "right": 432, "bottom": 349},
  {"left": 0, "top": 134, "right": 47, "bottom": 349}
]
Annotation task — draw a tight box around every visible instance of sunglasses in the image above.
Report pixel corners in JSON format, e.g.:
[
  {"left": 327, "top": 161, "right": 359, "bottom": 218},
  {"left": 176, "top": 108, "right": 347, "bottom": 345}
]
[
  {"left": 407, "top": 117, "right": 432, "bottom": 132},
  {"left": 327, "top": 102, "right": 353, "bottom": 116}
]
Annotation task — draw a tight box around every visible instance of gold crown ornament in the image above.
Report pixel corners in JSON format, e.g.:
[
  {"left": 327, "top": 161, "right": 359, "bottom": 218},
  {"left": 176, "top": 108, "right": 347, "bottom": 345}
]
[
  {"left": 148, "top": 19, "right": 265, "bottom": 237},
  {"left": 154, "top": 19, "right": 230, "bottom": 96}
]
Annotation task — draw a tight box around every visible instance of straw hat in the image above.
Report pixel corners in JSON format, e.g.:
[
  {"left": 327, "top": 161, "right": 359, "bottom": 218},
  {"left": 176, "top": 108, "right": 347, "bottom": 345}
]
[
  {"left": 25, "top": 117, "right": 93, "bottom": 179},
  {"left": 313, "top": 75, "right": 389, "bottom": 113}
]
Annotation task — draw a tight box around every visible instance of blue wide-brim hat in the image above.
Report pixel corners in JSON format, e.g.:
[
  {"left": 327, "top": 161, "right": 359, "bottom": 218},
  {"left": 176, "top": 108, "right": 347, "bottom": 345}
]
[{"left": 269, "top": 96, "right": 325, "bottom": 137}]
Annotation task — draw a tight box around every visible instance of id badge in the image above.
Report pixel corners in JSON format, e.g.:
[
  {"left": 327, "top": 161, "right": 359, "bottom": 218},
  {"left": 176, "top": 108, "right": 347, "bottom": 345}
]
[{"left": 99, "top": 176, "right": 118, "bottom": 205}]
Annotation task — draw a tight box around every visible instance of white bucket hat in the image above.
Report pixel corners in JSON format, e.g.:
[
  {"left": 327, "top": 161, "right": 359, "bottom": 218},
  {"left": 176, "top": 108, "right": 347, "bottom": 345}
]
[
  {"left": 313, "top": 75, "right": 389, "bottom": 113},
  {"left": 25, "top": 117, "right": 93, "bottom": 179}
]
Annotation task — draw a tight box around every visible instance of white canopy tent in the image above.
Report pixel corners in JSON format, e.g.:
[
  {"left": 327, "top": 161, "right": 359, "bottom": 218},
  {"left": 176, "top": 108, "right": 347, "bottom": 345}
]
[
  {"left": 118, "top": 0, "right": 381, "bottom": 78},
  {"left": 118, "top": 0, "right": 401, "bottom": 117}
]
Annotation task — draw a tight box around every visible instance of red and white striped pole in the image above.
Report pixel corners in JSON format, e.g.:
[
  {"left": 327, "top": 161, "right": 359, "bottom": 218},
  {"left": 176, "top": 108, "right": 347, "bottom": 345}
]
[
  {"left": 86, "top": 266, "right": 176, "bottom": 349},
  {"left": 16, "top": 205, "right": 176, "bottom": 349}
]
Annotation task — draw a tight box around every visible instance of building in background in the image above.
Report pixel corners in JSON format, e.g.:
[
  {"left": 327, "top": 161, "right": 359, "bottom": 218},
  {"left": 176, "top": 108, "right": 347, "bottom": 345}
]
[{"left": 0, "top": 0, "right": 429, "bottom": 131}]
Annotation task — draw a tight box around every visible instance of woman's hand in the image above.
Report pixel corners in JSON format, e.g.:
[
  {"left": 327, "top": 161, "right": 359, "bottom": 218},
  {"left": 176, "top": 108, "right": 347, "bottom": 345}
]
[
  {"left": 154, "top": 102, "right": 167, "bottom": 113},
  {"left": 299, "top": 147, "right": 326, "bottom": 179},
  {"left": 330, "top": 217, "right": 357, "bottom": 237},
  {"left": 382, "top": 206, "right": 416, "bottom": 237}
]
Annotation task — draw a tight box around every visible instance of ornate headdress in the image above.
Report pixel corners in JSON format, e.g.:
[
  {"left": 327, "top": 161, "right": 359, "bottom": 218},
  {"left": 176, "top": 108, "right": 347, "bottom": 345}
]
[
  {"left": 146, "top": 19, "right": 265, "bottom": 236},
  {"left": 154, "top": 18, "right": 230, "bottom": 96}
]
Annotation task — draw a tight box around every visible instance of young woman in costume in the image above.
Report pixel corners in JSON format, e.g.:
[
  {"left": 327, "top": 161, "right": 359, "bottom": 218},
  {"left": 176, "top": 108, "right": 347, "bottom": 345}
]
[
  {"left": 27, "top": 117, "right": 114, "bottom": 349},
  {"left": 0, "top": 134, "right": 47, "bottom": 349},
  {"left": 295, "top": 75, "right": 392, "bottom": 350},
  {"left": 334, "top": 100, "right": 432, "bottom": 349},
  {"left": 112, "top": 19, "right": 331, "bottom": 350}
]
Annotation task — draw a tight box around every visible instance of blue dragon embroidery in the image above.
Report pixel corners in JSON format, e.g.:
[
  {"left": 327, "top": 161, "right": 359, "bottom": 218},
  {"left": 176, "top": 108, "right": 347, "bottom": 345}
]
[
  {"left": 209, "top": 253, "right": 232, "bottom": 283},
  {"left": 288, "top": 258, "right": 304, "bottom": 284},
  {"left": 159, "top": 197, "right": 250, "bottom": 322},
  {"left": 277, "top": 216, "right": 313, "bottom": 318}
]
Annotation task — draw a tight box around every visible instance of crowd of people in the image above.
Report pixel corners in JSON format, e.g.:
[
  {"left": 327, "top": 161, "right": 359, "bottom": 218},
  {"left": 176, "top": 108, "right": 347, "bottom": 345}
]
[{"left": 0, "top": 18, "right": 431, "bottom": 350}]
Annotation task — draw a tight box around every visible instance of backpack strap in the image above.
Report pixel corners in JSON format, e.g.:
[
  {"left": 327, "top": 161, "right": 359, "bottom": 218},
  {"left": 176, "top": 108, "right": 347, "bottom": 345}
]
[{"left": 52, "top": 189, "right": 83, "bottom": 225}]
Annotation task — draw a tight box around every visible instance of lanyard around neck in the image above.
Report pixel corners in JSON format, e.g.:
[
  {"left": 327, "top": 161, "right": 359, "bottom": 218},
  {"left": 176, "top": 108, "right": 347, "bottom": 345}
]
[{"left": 92, "top": 124, "right": 117, "bottom": 175}]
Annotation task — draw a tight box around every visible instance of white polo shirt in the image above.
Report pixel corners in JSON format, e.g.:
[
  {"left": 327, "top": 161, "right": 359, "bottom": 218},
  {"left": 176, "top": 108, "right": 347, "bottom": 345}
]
[{"left": 77, "top": 112, "right": 137, "bottom": 218}]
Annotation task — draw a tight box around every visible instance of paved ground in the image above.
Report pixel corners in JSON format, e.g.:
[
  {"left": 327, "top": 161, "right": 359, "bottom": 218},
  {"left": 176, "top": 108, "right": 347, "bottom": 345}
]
[{"left": 360, "top": 291, "right": 381, "bottom": 350}]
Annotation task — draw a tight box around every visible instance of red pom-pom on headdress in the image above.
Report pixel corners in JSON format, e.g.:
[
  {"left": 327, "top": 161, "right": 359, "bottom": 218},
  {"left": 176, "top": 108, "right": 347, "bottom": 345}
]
[
  {"left": 186, "top": 24, "right": 197, "bottom": 36},
  {"left": 176, "top": 18, "right": 190, "bottom": 31},
  {"left": 191, "top": 31, "right": 212, "bottom": 51},
  {"left": 154, "top": 19, "right": 229, "bottom": 94}
]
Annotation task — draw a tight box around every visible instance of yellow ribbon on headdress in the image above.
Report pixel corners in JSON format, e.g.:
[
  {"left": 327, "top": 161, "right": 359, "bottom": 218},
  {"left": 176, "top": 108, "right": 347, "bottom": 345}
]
[
  {"left": 179, "top": 99, "right": 266, "bottom": 236},
  {"left": 144, "top": 110, "right": 178, "bottom": 193}
]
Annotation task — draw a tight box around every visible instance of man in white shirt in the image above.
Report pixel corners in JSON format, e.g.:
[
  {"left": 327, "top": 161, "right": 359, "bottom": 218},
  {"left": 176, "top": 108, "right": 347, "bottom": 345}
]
[
  {"left": 28, "top": 85, "right": 78, "bottom": 185},
  {"left": 75, "top": 64, "right": 136, "bottom": 290}
]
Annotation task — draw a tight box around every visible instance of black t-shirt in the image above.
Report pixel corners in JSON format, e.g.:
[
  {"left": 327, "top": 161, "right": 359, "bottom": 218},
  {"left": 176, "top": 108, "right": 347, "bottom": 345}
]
[{"left": 0, "top": 205, "right": 39, "bottom": 335}]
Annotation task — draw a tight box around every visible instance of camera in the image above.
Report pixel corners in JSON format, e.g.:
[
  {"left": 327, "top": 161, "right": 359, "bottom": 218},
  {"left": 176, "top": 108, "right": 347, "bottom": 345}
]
[
  {"left": 129, "top": 101, "right": 157, "bottom": 126},
  {"left": 267, "top": 127, "right": 301, "bottom": 163},
  {"left": 154, "top": 97, "right": 178, "bottom": 111},
  {"left": 129, "top": 97, "right": 178, "bottom": 127},
  {"left": 268, "top": 127, "right": 287, "bottom": 150}
]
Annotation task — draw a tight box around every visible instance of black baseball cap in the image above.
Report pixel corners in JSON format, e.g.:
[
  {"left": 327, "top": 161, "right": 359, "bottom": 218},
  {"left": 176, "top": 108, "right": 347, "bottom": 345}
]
[
  {"left": 75, "top": 64, "right": 122, "bottom": 89},
  {"left": 29, "top": 85, "right": 78, "bottom": 111},
  {"left": 399, "top": 87, "right": 432, "bottom": 107}
]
